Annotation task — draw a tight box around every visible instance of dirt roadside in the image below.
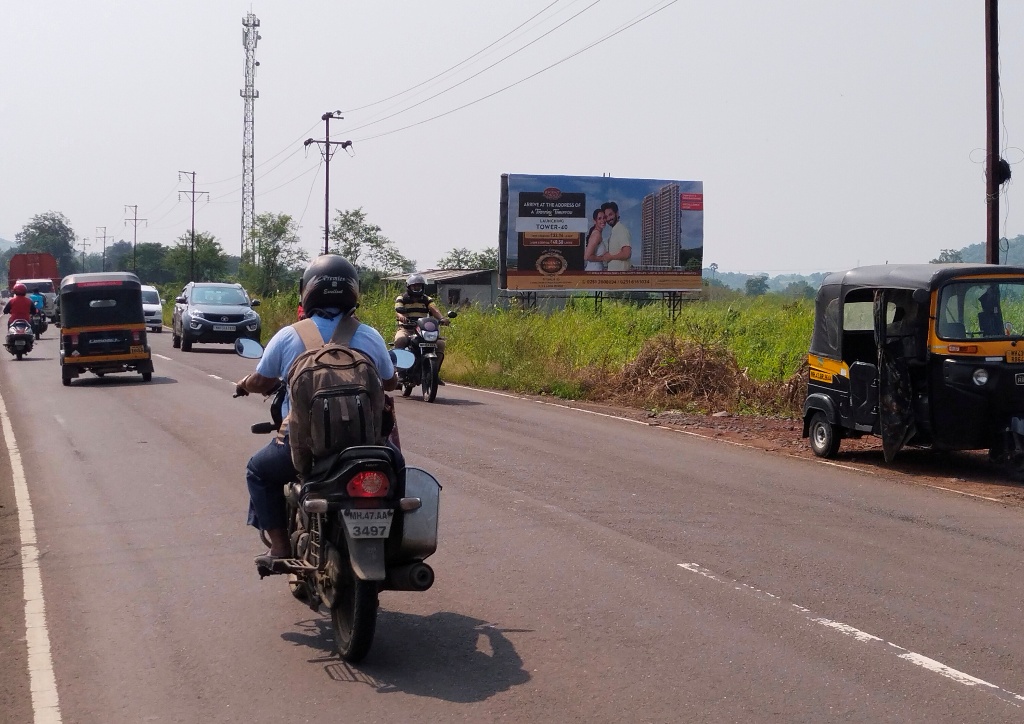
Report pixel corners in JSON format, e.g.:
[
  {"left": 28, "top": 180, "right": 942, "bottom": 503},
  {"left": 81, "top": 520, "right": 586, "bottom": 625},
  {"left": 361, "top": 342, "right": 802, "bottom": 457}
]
[{"left": 519, "top": 392, "right": 1024, "bottom": 508}]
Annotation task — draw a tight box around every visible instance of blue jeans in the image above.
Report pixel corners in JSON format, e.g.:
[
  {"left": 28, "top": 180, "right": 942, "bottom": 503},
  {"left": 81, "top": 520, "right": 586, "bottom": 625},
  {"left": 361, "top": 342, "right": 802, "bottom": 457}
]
[
  {"left": 246, "top": 436, "right": 296, "bottom": 531},
  {"left": 245, "top": 435, "right": 407, "bottom": 531}
]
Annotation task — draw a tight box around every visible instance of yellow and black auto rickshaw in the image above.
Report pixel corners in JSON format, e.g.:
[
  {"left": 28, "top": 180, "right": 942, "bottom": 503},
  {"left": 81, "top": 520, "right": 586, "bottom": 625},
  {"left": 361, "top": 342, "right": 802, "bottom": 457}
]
[
  {"left": 804, "top": 263, "right": 1024, "bottom": 467},
  {"left": 59, "top": 272, "right": 154, "bottom": 386}
]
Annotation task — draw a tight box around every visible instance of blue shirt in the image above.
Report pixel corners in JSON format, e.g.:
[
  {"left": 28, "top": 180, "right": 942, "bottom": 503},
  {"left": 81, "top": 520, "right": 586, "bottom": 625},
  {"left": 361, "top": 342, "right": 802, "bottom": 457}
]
[{"left": 256, "top": 313, "right": 395, "bottom": 419}]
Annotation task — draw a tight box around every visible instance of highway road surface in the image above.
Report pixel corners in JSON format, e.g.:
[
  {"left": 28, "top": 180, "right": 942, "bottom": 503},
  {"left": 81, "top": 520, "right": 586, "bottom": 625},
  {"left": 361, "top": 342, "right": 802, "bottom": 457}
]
[{"left": 3, "top": 328, "right": 1024, "bottom": 723}]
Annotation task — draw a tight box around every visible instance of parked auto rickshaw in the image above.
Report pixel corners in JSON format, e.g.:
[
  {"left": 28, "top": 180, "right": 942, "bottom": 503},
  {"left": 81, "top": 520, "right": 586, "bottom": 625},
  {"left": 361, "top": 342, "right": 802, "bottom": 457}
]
[
  {"left": 59, "top": 272, "right": 154, "bottom": 386},
  {"left": 804, "top": 263, "right": 1024, "bottom": 468}
]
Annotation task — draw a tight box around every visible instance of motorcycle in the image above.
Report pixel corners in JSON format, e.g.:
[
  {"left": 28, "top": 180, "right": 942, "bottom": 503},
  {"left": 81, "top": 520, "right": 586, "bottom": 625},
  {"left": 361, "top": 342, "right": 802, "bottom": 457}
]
[
  {"left": 30, "top": 311, "right": 47, "bottom": 340},
  {"left": 396, "top": 311, "right": 456, "bottom": 402},
  {"left": 5, "top": 320, "right": 34, "bottom": 360},
  {"left": 234, "top": 338, "right": 441, "bottom": 663}
]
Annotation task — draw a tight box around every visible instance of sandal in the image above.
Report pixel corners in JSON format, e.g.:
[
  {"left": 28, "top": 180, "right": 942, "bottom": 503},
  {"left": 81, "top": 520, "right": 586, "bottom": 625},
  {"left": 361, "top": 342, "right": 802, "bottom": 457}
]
[{"left": 254, "top": 553, "right": 292, "bottom": 578}]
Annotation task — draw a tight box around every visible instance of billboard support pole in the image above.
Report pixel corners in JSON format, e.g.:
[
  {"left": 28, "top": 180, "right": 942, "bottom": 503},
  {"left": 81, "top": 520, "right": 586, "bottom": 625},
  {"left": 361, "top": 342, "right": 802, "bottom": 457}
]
[{"left": 594, "top": 291, "right": 603, "bottom": 314}]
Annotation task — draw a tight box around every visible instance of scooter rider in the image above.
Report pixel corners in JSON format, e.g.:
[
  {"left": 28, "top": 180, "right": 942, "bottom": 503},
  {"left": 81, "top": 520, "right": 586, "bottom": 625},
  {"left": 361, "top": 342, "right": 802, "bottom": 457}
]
[
  {"left": 3, "top": 283, "right": 38, "bottom": 324},
  {"left": 394, "top": 273, "right": 449, "bottom": 378},
  {"left": 235, "top": 254, "right": 399, "bottom": 575}
]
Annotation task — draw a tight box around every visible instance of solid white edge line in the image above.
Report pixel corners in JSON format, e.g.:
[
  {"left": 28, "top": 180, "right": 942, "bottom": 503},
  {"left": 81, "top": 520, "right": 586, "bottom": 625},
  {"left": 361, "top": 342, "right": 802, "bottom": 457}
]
[
  {"left": 152, "top": 353, "right": 171, "bottom": 361},
  {"left": 0, "top": 388, "right": 63, "bottom": 722},
  {"left": 677, "top": 562, "right": 1024, "bottom": 707}
]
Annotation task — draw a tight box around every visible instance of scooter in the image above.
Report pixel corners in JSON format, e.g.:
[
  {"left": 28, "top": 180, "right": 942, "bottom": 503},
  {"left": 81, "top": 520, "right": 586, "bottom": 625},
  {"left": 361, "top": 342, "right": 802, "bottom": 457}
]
[
  {"left": 30, "top": 311, "right": 47, "bottom": 340},
  {"left": 5, "top": 320, "right": 35, "bottom": 360}
]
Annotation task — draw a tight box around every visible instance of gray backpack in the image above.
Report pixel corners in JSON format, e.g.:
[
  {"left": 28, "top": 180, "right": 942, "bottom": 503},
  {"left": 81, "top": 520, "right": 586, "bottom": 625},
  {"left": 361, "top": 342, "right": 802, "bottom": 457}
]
[{"left": 285, "top": 316, "right": 386, "bottom": 475}]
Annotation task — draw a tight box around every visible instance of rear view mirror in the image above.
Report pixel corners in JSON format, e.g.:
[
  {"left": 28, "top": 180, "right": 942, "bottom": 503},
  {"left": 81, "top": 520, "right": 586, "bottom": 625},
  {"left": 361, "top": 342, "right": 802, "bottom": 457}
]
[
  {"left": 235, "top": 337, "right": 264, "bottom": 359},
  {"left": 251, "top": 299, "right": 261, "bottom": 307},
  {"left": 447, "top": 310, "right": 458, "bottom": 319},
  {"left": 175, "top": 296, "right": 186, "bottom": 304},
  {"left": 391, "top": 348, "right": 415, "bottom": 370}
]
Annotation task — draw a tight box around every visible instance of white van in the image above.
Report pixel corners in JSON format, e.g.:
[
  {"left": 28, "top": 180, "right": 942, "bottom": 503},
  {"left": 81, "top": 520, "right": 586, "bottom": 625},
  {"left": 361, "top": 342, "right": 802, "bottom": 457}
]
[{"left": 141, "top": 285, "right": 164, "bottom": 332}]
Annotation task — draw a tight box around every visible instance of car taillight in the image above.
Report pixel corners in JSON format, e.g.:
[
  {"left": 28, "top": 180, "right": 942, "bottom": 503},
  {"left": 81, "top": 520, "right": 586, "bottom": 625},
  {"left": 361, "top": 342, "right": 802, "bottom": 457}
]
[{"left": 347, "top": 471, "right": 390, "bottom": 497}]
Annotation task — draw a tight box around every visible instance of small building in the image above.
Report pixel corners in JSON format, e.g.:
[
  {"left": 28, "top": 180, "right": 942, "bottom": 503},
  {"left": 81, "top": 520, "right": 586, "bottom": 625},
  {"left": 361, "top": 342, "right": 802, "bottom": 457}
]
[{"left": 386, "top": 269, "right": 498, "bottom": 308}]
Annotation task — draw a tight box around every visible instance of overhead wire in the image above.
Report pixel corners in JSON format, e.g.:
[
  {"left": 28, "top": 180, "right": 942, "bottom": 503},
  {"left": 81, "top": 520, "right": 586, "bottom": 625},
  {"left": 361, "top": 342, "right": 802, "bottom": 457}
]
[
  {"left": 342, "top": 0, "right": 566, "bottom": 114},
  {"left": 297, "top": 161, "right": 324, "bottom": 228},
  {"left": 352, "top": 0, "right": 679, "bottom": 143},
  {"left": 341, "top": 0, "right": 602, "bottom": 135}
]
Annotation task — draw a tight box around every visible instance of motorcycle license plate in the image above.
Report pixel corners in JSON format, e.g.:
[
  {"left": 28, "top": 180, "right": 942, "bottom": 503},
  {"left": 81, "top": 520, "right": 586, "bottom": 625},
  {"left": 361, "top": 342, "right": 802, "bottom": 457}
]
[
  {"left": 213, "top": 325, "right": 235, "bottom": 332},
  {"left": 14, "top": 341, "right": 25, "bottom": 347},
  {"left": 130, "top": 345, "right": 144, "bottom": 354},
  {"left": 341, "top": 508, "right": 394, "bottom": 538}
]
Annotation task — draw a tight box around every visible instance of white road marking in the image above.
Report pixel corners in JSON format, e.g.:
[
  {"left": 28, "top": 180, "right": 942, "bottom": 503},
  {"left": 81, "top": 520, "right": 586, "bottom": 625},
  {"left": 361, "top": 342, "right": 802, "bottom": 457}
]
[
  {"left": 678, "top": 562, "right": 1024, "bottom": 707},
  {"left": 0, "top": 389, "right": 62, "bottom": 722},
  {"left": 208, "top": 374, "right": 222, "bottom": 381},
  {"left": 153, "top": 353, "right": 171, "bottom": 361}
]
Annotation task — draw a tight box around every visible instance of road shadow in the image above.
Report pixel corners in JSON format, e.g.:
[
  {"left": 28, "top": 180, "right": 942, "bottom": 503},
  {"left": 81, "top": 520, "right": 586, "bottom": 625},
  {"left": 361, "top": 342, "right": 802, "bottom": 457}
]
[
  {"left": 181, "top": 347, "right": 237, "bottom": 355},
  {"left": 68, "top": 375, "right": 178, "bottom": 387},
  {"left": 430, "top": 396, "right": 484, "bottom": 407},
  {"left": 282, "top": 610, "right": 531, "bottom": 702},
  {"left": 837, "top": 445, "right": 1024, "bottom": 493}
]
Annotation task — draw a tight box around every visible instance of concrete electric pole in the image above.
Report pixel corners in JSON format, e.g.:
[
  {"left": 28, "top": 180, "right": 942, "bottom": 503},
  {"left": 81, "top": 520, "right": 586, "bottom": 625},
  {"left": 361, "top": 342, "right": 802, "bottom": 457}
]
[
  {"left": 304, "top": 111, "right": 352, "bottom": 255},
  {"left": 178, "top": 171, "right": 209, "bottom": 282},
  {"left": 124, "top": 206, "right": 148, "bottom": 274}
]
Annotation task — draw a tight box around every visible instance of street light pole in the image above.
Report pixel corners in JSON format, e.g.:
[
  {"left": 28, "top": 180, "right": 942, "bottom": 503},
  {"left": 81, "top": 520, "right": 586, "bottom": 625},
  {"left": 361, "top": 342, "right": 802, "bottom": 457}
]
[{"left": 304, "top": 111, "right": 352, "bottom": 255}]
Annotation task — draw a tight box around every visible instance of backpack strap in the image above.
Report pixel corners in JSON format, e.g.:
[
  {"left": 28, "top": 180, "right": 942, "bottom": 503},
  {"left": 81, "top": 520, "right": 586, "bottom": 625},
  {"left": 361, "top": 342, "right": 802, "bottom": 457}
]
[
  {"left": 293, "top": 318, "right": 324, "bottom": 351},
  {"left": 329, "top": 314, "right": 360, "bottom": 347}
]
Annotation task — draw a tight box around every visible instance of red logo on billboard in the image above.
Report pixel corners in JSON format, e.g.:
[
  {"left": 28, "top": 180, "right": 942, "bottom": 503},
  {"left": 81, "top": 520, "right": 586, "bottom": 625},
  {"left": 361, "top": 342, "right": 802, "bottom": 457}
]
[{"left": 542, "top": 187, "right": 562, "bottom": 201}]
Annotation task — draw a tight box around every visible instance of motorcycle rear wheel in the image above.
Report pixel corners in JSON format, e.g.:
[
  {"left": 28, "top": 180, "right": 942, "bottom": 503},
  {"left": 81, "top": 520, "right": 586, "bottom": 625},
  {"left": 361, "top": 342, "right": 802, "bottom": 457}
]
[
  {"left": 422, "top": 358, "right": 438, "bottom": 403},
  {"left": 15, "top": 353, "right": 22, "bottom": 360},
  {"left": 331, "top": 577, "right": 379, "bottom": 663}
]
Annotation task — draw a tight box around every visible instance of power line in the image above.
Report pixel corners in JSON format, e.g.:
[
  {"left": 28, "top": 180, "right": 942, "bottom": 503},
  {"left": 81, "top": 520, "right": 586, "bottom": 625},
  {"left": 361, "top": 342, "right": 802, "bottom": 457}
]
[{"left": 353, "top": 0, "right": 679, "bottom": 143}]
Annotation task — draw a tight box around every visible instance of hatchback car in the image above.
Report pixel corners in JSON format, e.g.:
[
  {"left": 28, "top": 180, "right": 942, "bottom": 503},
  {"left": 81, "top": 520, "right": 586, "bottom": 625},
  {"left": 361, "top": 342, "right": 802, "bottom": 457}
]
[
  {"left": 171, "top": 282, "right": 261, "bottom": 352},
  {"left": 141, "top": 285, "right": 164, "bottom": 333}
]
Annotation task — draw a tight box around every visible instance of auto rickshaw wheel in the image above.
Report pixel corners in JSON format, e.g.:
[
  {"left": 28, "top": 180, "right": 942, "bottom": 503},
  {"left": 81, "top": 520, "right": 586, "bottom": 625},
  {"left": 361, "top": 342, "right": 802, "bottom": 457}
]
[{"left": 808, "top": 411, "right": 840, "bottom": 458}]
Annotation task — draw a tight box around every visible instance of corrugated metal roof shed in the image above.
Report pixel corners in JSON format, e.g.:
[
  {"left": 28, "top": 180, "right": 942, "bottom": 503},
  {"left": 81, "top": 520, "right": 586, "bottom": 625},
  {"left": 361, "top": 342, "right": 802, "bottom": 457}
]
[{"left": 383, "top": 269, "right": 494, "bottom": 283}]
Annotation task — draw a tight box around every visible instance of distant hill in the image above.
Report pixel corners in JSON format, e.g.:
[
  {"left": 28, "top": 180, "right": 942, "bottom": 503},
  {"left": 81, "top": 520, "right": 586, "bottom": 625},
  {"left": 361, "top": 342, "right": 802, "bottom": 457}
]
[{"left": 0, "top": 238, "right": 16, "bottom": 252}]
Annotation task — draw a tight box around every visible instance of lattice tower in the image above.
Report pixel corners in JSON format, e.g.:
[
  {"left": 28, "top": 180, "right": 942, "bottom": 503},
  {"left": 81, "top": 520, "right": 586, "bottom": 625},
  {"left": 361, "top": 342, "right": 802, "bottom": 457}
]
[{"left": 241, "top": 13, "right": 261, "bottom": 263}]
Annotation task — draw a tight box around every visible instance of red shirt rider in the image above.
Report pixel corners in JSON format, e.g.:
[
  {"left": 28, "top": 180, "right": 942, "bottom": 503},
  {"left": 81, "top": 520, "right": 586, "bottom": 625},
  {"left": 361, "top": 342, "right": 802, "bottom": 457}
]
[{"left": 3, "top": 284, "right": 37, "bottom": 324}]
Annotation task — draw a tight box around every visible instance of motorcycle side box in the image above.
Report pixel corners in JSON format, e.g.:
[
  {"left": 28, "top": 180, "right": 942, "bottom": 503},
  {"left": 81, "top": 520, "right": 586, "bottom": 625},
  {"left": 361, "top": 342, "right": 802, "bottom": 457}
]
[{"left": 397, "top": 467, "right": 441, "bottom": 559}]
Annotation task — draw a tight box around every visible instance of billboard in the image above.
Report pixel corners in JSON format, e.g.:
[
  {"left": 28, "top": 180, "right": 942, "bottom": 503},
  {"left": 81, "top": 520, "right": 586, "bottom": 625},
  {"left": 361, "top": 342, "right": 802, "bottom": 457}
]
[{"left": 499, "top": 174, "right": 703, "bottom": 291}]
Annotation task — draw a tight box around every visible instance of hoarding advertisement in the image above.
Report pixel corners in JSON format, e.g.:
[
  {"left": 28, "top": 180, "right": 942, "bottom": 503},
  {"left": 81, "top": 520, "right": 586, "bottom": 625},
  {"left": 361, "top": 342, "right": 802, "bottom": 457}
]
[{"left": 500, "top": 173, "right": 704, "bottom": 291}]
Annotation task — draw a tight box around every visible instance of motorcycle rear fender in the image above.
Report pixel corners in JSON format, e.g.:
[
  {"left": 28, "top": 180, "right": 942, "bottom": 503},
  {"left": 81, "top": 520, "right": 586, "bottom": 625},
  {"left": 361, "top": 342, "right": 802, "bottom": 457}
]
[
  {"left": 421, "top": 351, "right": 438, "bottom": 359},
  {"left": 344, "top": 534, "right": 387, "bottom": 581}
]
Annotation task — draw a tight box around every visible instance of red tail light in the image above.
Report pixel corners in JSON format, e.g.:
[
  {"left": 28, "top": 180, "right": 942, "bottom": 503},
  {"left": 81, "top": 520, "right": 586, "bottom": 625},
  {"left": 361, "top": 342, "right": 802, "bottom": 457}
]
[
  {"left": 347, "top": 471, "right": 390, "bottom": 497},
  {"left": 132, "top": 330, "right": 141, "bottom": 343}
]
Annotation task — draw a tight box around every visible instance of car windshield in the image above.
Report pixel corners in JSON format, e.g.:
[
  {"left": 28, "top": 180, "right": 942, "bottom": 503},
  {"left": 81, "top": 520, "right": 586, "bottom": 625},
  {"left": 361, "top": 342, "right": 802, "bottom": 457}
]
[
  {"left": 192, "top": 287, "right": 248, "bottom": 305},
  {"left": 937, "top": 280, "right": 1024, "bottom": 339},
  {"left": 141, "top": 290, "right": 160, "bottom": 304},
  {"left": 22, "top": 281, "right": 54, "bottom": 294}
]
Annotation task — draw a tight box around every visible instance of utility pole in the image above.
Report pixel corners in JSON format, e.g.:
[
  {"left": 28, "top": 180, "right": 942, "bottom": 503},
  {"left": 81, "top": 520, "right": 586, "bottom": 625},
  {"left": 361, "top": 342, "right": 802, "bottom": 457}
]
[
  {"left": 178, "top": 171, "right": 209, "bottom": 282},
  {"left": 985, "top": 0, "right": 1011, "bottom": 264},
  {"left": 96, "top": 226, "right": 109, "bottom": 272},
  {"left": 304, "top": 111, "right": 352, "bottom": 255},
  {"left": 124, "top": 206, "right": 148, "bottom": 274},
  {"left": 78, "top": 237, "right": 90, "bottom": 271}
]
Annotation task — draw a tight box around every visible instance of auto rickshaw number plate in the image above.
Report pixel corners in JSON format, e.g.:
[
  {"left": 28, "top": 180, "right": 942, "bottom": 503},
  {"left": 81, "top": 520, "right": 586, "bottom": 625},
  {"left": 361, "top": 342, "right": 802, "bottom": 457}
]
[
  {"left": 1016, "top": 373, "right": 1024, "bottom": 386},
  {"left": 1007, "top": 350, "right": 1024, "bottom": 364},
  {"left": 130, "top": 345, "right": 144, "bottom": 354}
]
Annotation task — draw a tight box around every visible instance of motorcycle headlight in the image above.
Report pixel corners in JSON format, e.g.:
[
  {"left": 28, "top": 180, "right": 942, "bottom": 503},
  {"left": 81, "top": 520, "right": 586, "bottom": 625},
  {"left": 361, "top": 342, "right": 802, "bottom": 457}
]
[
  {"left": 421, "top": 330, "right": 439, "bottom": 342},
  {"left": 972, "top": 368, "right": 989, "bottom": 386}
]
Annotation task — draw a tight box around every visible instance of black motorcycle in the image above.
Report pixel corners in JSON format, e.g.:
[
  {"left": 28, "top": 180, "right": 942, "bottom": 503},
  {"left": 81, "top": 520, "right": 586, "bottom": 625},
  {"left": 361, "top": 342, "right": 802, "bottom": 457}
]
[
  {"left": 396, "top": 311, "right": 456, "bottom": 402},
  {"left": 5, "top": 320, "right": 34, "bottom": 360},
  {"left": 30, "top": 311, "right": 47, "bottom": 340},
  {"left": 235, "top": 339, "right": 441, "bottom": 663}
]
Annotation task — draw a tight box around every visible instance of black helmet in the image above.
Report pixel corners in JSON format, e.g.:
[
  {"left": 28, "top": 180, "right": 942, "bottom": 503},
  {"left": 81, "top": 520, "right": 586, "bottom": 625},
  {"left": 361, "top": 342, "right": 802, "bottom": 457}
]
[
  {"left": 406, "top": 273, "right": 426, "bottom": 296},
  {"left": 300, "top": 254, "right": 359, "bottom": 316}
]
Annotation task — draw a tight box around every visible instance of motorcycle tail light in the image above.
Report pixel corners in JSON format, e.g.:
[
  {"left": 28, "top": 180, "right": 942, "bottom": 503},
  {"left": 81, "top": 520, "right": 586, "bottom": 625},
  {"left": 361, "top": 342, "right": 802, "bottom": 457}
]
[{"left": 347, "top": 471, "right": 390, "bottom": 497}]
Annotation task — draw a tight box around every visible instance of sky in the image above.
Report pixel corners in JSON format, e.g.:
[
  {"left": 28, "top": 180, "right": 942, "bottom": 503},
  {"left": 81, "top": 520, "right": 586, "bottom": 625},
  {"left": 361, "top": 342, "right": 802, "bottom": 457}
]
[{"left": 2, "top": 1, "right": 1023, "bottom": 276}]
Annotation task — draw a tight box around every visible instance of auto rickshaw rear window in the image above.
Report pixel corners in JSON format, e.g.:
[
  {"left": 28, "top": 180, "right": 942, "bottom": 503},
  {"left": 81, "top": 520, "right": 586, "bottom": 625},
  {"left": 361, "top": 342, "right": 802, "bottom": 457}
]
[{"left": 62, "top": 289, "right": 144, "bottom": 328}]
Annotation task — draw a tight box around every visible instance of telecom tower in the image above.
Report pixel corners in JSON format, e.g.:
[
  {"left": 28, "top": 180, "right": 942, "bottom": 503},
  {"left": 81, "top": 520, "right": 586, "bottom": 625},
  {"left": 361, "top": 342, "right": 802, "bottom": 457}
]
[{"left": 241, "top": 13, "right": 261, "bottom": 263}]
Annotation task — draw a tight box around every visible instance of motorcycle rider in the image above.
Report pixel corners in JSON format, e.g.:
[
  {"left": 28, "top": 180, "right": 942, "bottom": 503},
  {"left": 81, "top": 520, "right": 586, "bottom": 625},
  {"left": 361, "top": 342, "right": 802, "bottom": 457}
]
[
  {"left": 394, "top": 273, "right": 449, "bottom": 380},
  {"left": 26, "top": 289, "right": 45, "bottom": 315},
  {"left": 3, "top": 283, "right": 38, "bottom": 324},
  {"left": 235, "top": 254, "right": 399, "bottom": 575}
]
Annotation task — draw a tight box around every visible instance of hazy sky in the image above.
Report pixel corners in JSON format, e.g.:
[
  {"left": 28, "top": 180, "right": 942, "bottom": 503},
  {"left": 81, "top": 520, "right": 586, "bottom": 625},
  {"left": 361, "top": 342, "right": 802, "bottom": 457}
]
[{"left": 2, "top": 1, "right": 1022, "bottom": 275}]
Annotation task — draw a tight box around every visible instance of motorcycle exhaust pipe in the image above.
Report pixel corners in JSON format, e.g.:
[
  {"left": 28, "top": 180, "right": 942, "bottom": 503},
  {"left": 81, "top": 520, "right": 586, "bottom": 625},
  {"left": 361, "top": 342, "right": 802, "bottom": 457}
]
[{"left": 385, "top": 561, "right": 434, "bottom": 591}]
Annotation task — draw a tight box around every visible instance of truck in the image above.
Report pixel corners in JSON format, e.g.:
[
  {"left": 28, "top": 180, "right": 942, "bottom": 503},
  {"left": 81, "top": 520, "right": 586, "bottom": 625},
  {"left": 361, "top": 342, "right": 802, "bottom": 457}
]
[{"left": 8, "top": 253, "right": 61, "bottom": 321}]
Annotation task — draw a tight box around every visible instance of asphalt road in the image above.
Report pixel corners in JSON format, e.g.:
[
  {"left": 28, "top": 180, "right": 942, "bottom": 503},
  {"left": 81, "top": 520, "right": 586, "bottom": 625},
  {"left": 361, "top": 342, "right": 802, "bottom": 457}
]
[{"left": 3, "top": 327, "right": 1024, "bottom": 722}]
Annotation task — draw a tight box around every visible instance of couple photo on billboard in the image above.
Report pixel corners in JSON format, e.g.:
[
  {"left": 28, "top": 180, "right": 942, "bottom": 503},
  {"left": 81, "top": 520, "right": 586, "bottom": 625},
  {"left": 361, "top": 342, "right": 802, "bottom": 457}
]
[{"left": 499, "top": 173, "right": 704, "bottom": 291}]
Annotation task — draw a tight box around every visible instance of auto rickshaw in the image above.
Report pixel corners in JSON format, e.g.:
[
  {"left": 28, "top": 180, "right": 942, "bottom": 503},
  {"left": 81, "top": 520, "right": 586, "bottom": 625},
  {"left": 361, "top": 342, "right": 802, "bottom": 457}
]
[
  {"left": 59, "top": 272, "right": 154, "bottom": 386},
  {"left": 804, "top": 263, "right": 1024, "bottom": 468}
]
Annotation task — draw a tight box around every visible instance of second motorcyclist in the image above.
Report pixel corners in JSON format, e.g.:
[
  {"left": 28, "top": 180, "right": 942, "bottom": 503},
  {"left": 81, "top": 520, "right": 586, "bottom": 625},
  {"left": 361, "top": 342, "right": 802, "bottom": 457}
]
[
  {"left": 394, "top": 273, "right": 449, "bottom": 380},
  {"left": 235, "top": 254, "right": 398, "bottom": 575}
]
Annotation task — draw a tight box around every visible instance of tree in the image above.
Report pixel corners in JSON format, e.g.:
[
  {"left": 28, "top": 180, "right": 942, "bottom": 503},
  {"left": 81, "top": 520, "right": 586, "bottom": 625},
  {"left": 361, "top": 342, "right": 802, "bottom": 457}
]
[
  {"left": 930, "top": 249, "right": 964, "bottom": 264},
  {"left": 745, "top": 274, "right": 770, "bottom": 297},
  {"left": 783, "top": 280, "right": 816, "bottom": 299},
  {"left": 14, "top": 211, "right": 78, "bottom": 276},
  {"left": 239, "top": 212, "right": 309, "bottom": 297},
  {"left": 436, "top": 246, "right": 498, "bottom": 270},
  {"left": 165, "top": 231, "right": 228, "bottom": 284},
  {"left": 328, "top": 208, "right": 415, "bottom": 275},
  {"left": 133, "top": 243, "right": 171, "bottom": 284},
  {"left": 105, "top": 241, "right": 134, "bottom": 272}
]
